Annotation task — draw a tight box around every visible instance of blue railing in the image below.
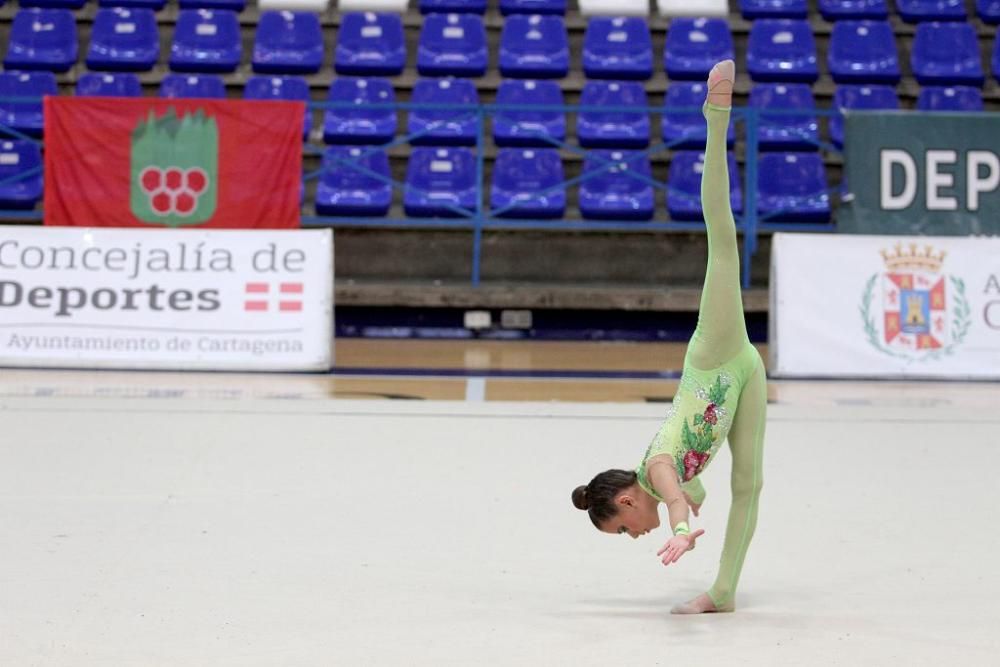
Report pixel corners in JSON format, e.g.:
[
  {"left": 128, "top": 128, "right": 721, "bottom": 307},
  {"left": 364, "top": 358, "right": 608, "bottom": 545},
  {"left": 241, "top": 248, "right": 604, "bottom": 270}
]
[{"left": 0, "top": 99, "right": 843, "bottom": 288}]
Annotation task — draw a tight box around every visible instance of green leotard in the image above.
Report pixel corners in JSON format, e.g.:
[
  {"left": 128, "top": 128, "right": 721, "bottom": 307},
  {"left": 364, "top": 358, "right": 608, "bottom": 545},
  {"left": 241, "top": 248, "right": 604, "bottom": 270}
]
[{"left": 636, "top": 102, "right": 767, "bottom": 610}]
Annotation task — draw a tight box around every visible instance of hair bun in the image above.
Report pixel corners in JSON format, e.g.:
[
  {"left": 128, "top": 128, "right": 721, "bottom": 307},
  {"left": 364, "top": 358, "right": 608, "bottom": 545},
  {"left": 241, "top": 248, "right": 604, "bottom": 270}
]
[{"left": 571, "top": 485, "right": 590, "bottom": 511}]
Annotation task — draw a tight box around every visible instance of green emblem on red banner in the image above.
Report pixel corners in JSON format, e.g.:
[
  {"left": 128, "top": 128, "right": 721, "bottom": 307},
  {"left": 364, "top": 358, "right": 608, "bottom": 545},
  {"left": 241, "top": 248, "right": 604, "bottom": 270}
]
[
  {"left": 130, "top": 108, "right": 218, "bottom": 226},
  {"left": 45, "top": 97, "right": 302, "bottom": 228}
]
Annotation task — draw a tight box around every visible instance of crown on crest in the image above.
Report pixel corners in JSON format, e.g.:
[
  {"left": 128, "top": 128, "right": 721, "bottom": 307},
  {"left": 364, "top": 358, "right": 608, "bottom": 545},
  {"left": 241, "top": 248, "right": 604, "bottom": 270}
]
[{"left": 880, "top": 243, "right": 946, "bottom": 272}]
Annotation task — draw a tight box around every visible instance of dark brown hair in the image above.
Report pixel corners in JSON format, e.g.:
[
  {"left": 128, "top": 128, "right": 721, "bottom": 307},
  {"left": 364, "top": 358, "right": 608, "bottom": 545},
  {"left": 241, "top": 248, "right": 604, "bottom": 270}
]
[{"left": 572, "top": 469, "right": 637, "bottom": 529}]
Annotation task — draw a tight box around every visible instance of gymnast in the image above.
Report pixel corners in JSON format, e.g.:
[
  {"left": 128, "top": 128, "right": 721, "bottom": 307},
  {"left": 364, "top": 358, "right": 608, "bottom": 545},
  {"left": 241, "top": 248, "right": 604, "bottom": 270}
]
[{"left": 571, "top": 60, "right": 766, "bottom": 614}]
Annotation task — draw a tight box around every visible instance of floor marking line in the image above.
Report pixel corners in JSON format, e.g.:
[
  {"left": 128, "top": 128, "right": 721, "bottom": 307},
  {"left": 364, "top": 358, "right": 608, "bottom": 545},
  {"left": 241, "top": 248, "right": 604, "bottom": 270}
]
[
  {"left": 465, "top": 378, "right": 486, "bottom": 402},
  {"left": 331, "top": 367, "right": 683, "bottom": 379},
  {"left": 3, "top": 404, "right": 1000, "bottom": 426}
]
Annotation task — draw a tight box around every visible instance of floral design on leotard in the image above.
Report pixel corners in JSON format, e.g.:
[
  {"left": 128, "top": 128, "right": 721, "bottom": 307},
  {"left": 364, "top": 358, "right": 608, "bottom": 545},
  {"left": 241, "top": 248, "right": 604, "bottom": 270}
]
[{"left": 677, "top": 374, "right": 731, "bottom": 481}]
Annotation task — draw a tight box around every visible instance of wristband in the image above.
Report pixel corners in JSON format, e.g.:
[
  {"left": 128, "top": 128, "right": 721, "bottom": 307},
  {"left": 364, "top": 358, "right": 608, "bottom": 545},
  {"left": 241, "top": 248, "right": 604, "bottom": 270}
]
[{"left": 673, "top": 522, "right": 690, "bottom": 536}]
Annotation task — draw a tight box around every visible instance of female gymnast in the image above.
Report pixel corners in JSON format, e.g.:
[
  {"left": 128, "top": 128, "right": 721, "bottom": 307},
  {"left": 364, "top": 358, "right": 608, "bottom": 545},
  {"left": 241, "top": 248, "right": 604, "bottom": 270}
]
[{"left": 571, "top": 60, "right": 767, "bottom": 615}]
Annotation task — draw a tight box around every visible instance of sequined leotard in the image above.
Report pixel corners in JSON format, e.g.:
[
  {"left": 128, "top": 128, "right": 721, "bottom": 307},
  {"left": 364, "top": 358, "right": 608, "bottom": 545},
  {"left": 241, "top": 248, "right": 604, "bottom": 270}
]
[{"left": 636, "top": 342, "right": 760, "bottom": 499}]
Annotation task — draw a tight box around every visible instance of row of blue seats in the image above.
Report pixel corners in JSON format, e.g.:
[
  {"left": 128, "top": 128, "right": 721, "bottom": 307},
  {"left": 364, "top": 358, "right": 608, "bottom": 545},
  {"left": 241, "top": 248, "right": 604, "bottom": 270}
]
[
  {"left": 743, "top": 19, "right": 994, "bottom": 86},
  {"left": 0, "top": 140, "right": 830, "bottom": 222},
  {"left": 0, "top": 70, "right": 989, "bottom": 146},
  {"left": 1, "top": 0, "right": 244, "bottom": 8},
  {"left": 6, "top": 8, "right": 999, "bottom": 84},
  {"left": 9, "top": 10, "right": 627, "bottom": 78},
  {"left": 742, "top": 0, "right": 1000, "bottom": 23},
  {"left": 414, "top": 0, "right": 568, "bottom": 14},
  {"left": 405, "top": 0, "right": 1000, "bottom": 22},
  {"left": 0, "top": 69, "right": 987, "bottom": 150},
  {"left": 3, "top": 0, "right": 566, "bottom": 14},
  {"left": 10, "top": 0, "right": 994, "bottom": 23},
  {"left": 328, "top": 148, "right": 829, "bottom": 222}
]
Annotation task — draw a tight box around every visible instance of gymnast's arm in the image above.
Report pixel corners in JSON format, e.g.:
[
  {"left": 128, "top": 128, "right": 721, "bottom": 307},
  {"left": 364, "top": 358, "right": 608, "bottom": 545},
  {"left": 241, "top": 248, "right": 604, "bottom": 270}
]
[{"left": 646, "top": 455, "right": 690, "bottom": 531}]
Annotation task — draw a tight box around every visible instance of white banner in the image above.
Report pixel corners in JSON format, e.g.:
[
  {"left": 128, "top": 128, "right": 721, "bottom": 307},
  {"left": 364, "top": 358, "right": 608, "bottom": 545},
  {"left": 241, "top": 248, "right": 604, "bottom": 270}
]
[
  {"left": 0, "top": 227, "right": 333, "bottom": 371},
  {"left": 770, "top": 233, "right": 1000, "bottom": 379}
]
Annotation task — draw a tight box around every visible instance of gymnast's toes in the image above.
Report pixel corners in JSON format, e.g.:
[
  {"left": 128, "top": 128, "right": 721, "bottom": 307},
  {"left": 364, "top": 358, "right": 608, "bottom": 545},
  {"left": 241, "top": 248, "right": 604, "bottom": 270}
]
[
  {"left": 706, "top": 59, "right": 735, "bottom": 109},
  {"left": 670, "top": 592, "right": 733, "bottom": 614}
]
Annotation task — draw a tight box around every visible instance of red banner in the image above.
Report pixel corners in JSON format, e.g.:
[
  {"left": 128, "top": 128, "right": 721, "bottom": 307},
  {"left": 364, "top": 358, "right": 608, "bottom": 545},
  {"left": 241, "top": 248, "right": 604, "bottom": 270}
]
[{"left": 43, "top": 97, "right": 303, "bottom": 228}]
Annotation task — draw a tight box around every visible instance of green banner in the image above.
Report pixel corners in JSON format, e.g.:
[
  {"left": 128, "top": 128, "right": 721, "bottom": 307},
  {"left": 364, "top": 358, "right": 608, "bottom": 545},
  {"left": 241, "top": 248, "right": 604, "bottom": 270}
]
[{"left": 838, "top": 111, "right": 1000, "bottom": 236}]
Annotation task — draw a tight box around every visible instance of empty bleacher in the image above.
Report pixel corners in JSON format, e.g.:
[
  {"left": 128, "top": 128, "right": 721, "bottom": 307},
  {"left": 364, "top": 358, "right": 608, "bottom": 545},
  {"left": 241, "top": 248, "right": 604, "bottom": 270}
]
[{"left": 0, "top": 0, "right": 998, "bottom": 298}]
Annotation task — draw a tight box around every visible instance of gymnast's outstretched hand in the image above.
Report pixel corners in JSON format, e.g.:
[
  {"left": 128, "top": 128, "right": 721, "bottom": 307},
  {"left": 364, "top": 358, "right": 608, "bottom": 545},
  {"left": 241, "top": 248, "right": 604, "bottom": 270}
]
[{"left": 657, "top": 529, "right": 705, "bottom": 567}]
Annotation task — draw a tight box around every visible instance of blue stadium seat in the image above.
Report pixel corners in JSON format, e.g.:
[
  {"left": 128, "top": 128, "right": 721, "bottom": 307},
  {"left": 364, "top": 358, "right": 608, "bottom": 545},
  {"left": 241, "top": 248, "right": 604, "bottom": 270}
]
[
  {"left": 417, "top": 14, "right": 488, "bottom": 77},
  {"left": 335, "top": 13, "right": 406, "bottom": 77},
  {"left": 749, "top": 83, "right": 819, "bottom": 151},
  {"left": 169, "top": 9, "right": 241, "bottom": 73},
  {"left": 818, "top": 0, "right": 888, "bottom": 19},
  {"left": 492, "top": 79, "right": 566, "bottom": 147},
  {"left": 994, "top": 33, "right": 1000, "bottom": 80},
  {"left": 0, "top": 71, "right": 55, "bottom": 137},
  {"left": 740, "top": 0, "right": 808, "bottom": 19},
  {"left": 86, "top": 8, "right": 159, "bottom": 72},
  {"left": 322, "top": 77, "right": 396, "bottom": 145},
  {"left": 408, "top": 78, "right": 479, "bottom": 146},
  {"left": 917, "top": 85, "right": 984, "bottom": 111},
  {"left": 979, "top": 0, "right": 1000, "bottom": 23},
  {"left": 828, "top": 21, "right": 901, "bottom": 84},
  {"left": 3, "top": 9, "right": 78, "bottom": 73},
  {"left": 819, "top": 0, "right": 889, "bottom": 22},
  {"left": 830, "top": 84, "right": 898, "bottom": 149},
  {"left": 896, "top": 0, "right": 965, "bottom": 22},
  {"left": 404, "top": 147, "right": 477, "bottom": 217},
  {"left": 0, "top": 140, "right": 43, "bottom": 210},
  {"left": 579, "top": 151, "right": 654, "bottom": 221},
  {"left": 578, "top": 81, "right": 650, "bottom": 149},
  {"left": 76, "top": 72, "right": 143, "bottom": 96},
  {"left": 911, "top": 22, "right": 984, "bottom": 86},
  {"left": 746, "top": 19, "right": 819, "bottom": 83},
  {"left": 667, "top": 151, "right": 742, "bottom": 221},
  {"left": 179, "top": 0, "right": 246, "bottom": 10},
  {"left": 252, "top": 11, "right": 323, "bottom": 74},
  {"left": 21, "top": 0, "right": 87, "bottom": 8},
  {"left": 663, "top": 18, "right": 734, "bottom": 82},
  {"left": 758, "top": 152, "right": 830, "bottom": 222},
  {"left": 315, "top": 146, "right": 392, "bottom": 217},
  {"left": 99, "top": 0, "right": 166, "bottom": 10},
  {"left": 499, "top": 15, "right": 569, "bottom": 79},
  {"left": 662, "top": 82, "right": 735, "bottom": 149},
  {"left": 500, "top": 0, "right": 566, "bottom": 14},
  {"left": 159, "top": 73, "right": 227, "bottom": 98},
  {"left": 490, "top": 148, "right": 566, "bottom": 219},
  {"left": 244, "top": 76, "right": 312, "bottom": 138},
  {"left": 582, "top": 17, "right": 653, "bottom": 80},
  {"left": 419, "top": 0, "right": 486, "bottom": 13}
]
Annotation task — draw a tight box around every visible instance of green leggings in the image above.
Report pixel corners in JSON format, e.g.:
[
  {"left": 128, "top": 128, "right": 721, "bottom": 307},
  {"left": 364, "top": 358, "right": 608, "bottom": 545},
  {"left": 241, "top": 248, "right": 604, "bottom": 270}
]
[{"left": 687, "top": 103, "right": 767, "bottom": 609}]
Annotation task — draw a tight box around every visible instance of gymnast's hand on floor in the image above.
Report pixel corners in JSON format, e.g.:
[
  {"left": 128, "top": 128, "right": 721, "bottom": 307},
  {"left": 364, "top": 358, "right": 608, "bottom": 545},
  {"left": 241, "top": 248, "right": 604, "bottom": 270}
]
[{"left": 657, "top": 530, "right": 705, "bottom": 567}]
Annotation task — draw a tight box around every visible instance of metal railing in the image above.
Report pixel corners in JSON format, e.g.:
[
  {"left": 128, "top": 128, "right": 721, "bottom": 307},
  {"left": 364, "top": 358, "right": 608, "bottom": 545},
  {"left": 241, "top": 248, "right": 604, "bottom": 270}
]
[{"left": 0, "top": 99, "right": 844, "bottom": 288}]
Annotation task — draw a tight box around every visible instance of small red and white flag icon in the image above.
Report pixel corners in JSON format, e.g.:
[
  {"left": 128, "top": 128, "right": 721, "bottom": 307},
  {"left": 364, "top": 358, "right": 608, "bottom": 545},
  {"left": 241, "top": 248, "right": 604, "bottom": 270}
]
[{"left": 244, "top": 282, "right": 303, "bottom": 312}]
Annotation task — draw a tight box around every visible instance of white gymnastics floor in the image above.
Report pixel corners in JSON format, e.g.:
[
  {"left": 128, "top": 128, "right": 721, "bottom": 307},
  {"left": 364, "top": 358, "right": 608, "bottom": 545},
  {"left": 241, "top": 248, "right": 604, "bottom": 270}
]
[{"left": 2, "top": 380, "right": 1000, "bottom": 666}]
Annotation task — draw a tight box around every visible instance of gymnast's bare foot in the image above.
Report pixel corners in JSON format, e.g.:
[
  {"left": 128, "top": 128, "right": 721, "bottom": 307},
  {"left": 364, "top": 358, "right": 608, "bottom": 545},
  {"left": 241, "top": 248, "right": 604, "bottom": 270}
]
[
  {"left": 705, "top": 59, "right": 735, "bottom": 109},
  {"left": 670, "top": 592, "right": 734, "bottom": 614}
]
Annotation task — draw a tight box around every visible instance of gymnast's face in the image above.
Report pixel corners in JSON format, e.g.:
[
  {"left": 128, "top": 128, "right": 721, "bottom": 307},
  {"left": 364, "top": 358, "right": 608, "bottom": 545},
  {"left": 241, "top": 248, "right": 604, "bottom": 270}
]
[{"left": 599, "top": 490, "right": 661, "bottom": 539}]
